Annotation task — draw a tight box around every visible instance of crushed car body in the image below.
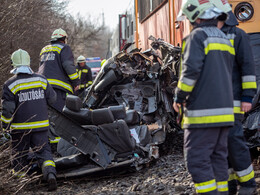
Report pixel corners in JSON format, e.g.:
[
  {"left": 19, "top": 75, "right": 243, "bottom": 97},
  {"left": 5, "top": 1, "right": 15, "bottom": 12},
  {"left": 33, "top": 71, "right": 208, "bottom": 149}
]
[{"left": 48, "top": 36, "right": 182, "bottom": 178}]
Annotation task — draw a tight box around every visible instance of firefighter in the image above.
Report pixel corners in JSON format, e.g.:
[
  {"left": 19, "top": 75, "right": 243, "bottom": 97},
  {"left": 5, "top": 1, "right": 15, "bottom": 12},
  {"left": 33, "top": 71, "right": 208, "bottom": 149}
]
[
  {"left": 211, "top": 1, "right": 257, "bottom": 194},
  {"left": 38, "top": 28, "right": 80, "bottom": 112},
  {"left": 1, "top": 49, "right": 57, "bottom": 191},
  {"left": 173, "top": 0, "right": 235, "bottom": 194},
  {"left": 75, "top": 55, "right": 92, "bottom": 98}
]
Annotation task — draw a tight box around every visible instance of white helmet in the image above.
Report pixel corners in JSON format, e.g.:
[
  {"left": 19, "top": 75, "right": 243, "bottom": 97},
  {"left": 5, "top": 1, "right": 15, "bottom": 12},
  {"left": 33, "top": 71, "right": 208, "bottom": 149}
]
[
  {"left": 77, "top": 55, "right": 86, "bottom": 63},
  {"left": 177, "top": 0, "right": 215, "bottom": 22},
  {"left": 51, "top": 28, "right": 68, "bottom": 41},
  {"left": 10, "top": 49, "right": 33, "bottom": 74}
]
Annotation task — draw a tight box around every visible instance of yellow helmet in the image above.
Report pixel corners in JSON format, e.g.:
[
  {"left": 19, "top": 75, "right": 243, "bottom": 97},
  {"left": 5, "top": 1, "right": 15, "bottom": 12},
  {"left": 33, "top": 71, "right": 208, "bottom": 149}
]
[
  {"left": 51, "top": 28, "right": 68, "bottom": 41},
  {"left": 77, "top": 55, "right": 86, "bottom": 63},
  {"left": 10, "top": 49, "right": 33, "bottom": 74}
]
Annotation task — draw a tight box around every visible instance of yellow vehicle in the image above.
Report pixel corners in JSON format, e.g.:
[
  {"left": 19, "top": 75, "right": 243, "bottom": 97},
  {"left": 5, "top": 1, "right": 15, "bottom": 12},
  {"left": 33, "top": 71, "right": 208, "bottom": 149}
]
[{"left": 229, "top": 0, "right": 260, "bottom": 86}]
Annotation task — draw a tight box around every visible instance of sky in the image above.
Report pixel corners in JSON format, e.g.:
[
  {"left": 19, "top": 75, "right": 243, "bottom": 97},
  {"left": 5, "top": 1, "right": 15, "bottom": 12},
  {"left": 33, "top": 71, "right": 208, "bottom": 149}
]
[{"left": 67, "top": 0, "right": 132, "bottom": 30}]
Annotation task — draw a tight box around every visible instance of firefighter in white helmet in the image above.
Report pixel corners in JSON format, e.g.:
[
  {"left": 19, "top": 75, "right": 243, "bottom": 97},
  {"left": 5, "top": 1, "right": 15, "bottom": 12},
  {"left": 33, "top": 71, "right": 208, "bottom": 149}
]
[
  {"left": 75, "top": 55, "right": 92, "bottom": 98},
  {"left": 1, "top": 49, "right": 57, "bottom": 191},
  {"left": 211, "top": 0, "right": 257, "bottom": 194},
  {"left": 174, "top": 0, "right": 234, "bottom": 194},
  {"left": 38, "top": 28, "right": 80, "bottom": 112}
]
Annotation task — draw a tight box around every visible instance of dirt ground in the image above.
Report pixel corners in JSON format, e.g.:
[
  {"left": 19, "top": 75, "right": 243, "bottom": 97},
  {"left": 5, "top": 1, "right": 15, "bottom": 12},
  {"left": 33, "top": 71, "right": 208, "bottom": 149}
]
[{"left": 20, "top": 149, "right": 260, "bottom": 195}]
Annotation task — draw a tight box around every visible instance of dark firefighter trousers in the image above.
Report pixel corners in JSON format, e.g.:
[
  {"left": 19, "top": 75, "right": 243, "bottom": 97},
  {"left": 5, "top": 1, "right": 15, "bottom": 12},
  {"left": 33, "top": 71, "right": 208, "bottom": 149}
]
[
  {"left": 50, "top": 88, "right": 67, "bottom": 112},
  {"left": 228, "top": 117, "right": 256, "bottom": 189},
  {"left": 11, "top": 130, "right": 56, "bottom": 180},
  {"left": 184, "top": 127, "right": 229, "bottom": 195}
]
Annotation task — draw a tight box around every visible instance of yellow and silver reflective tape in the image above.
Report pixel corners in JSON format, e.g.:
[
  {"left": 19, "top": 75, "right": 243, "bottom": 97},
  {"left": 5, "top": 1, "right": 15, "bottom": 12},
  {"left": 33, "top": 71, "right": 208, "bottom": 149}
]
[
  {"left": 217, "top": 181, "right": 228, "bottom": 192},
  {"left": 48, "top": 79, "right": 73, "bottom": 93},
  {"left": 1, "top": 115, "right": 12, "bottom": 123},
  {"left": 195, "top": 179, "right": 217, "bottom": 193},
  {"left": 11, "top": 120, "right": 49, "bottom": 130},
  {"left": 42, "top": 160, "right": 56, "bottom": 169},
  {"left": 236, "top": 164, "right": 255, "bottom": 183},
  {"left": 68, "top": 72, "right": 79, "bottom": 80}
]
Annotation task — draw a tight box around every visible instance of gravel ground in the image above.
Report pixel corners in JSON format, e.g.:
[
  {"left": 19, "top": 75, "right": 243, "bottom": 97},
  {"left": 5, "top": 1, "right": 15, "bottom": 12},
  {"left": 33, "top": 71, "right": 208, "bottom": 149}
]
[{"left": 20, "top": 131, "right": 260, "bottom": 195}]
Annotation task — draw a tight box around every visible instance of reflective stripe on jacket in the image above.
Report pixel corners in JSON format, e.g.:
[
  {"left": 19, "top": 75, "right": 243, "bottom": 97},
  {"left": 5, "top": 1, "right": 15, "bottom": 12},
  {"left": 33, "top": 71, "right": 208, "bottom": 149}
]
[
  {"left": 175, "top": 21, "right": 235, "bottom": 128},
  {"left": 222, "top": 26, "right": 257, "bottom": 115},
  {"left": 39, "top": 42, "right": 80, "bottom": 93},
  {"left": 1, "top": 73, "right": 56, "bottom": 132}
]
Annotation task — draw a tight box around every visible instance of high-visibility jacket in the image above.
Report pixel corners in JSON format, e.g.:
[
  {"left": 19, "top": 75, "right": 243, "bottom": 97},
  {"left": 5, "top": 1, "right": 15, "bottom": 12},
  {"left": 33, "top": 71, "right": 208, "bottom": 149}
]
[
  {"left": 1, "top": 73, "right": 56, "bottom": 132},
  {"left": 39, "top": 41, "right": 80, "bottom": 94},
  {"left": 222, "top": 25, "right": 257, "bottom": 116},
  {"left": 175, "top": 21, "right": 235, "bottom": 128},
  {"left": 76, "top": 63, "right": 93, "bottom": 89}
]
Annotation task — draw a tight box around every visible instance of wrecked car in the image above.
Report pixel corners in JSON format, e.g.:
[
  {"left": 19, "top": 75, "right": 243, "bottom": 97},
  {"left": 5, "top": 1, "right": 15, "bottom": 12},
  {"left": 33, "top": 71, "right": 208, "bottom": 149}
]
[{"left": 48, "top": 36, "right": 182, "bottom": 178}]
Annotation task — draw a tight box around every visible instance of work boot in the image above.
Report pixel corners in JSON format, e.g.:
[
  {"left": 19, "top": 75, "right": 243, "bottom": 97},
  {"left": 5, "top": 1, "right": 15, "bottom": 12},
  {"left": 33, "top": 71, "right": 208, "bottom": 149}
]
[
  {"left": 47, "top": 173, "right": 57, "bottom": 191},
  {"left": 237, "top": 186, "right": 257, "bottom": 195}
]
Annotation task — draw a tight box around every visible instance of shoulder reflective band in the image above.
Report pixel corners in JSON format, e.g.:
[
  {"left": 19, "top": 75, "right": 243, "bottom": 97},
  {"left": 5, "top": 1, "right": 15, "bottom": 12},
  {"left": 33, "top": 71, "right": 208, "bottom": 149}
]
[
  {"left": 40, "top": 45, "right": 62, "bottom": 55},
  {"left": 68, "top": 72, "right": 79, "bottom": 80},
  {"left": 242, "top": 75, "right": 257, "bottom": 89},
  {"left": 217, "top": 181, "right": 228, "bottom": 192},
  {"left": 47, "top": 79, "right": 73, "bottom": 93},
  {"left": 8, "top": 77, "right": 47, "bottom": 95},
  {"left": 195, "top": 179, "right": 217, "bottom": 193},
  {"left": 11, "top": 120, "right": 49, "bottom": 130},
  {"left": 204, "top": 37, "right": 235, "bottom": 55}
]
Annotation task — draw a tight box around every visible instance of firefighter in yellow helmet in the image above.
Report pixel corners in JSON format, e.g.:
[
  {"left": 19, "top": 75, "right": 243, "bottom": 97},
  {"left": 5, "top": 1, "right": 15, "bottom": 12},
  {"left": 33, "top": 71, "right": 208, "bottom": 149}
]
[
  {"left": 75, "top": 55, "right": 93, "bottom": 97},
  {"left": 1, "top": 49, "right": 57, "bottom": 191},
  {"left": 211, "top": 0, "right": 257, "bottom": 194},
  {"left": 174, "top": 0, "right": 234, "bottom": 194},
  {"left": 38, "top": 28, "right": 80, "bottom": 112}
]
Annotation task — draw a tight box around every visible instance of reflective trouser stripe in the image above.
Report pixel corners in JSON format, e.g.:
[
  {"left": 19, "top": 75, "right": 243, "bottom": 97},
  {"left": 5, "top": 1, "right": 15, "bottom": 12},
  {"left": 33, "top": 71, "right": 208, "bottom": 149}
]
[
  {"left": 49, "top": 137, "right": 61, "bottom": 143},
  {"left": 195, "top": 179, "right": 217, "bottom": 193},
  {"left": 1, "top": 115, "right": 12, "bottom": 123},
  {"left": 228, "top": 173, "right": 237, "bottom": 181},
  {"left": 217, "top": 181, "right": 228, "bottom": 192},
  {"left": 236, "top": 165, "right": 255, "bottom": 183},
  {"left": 42, "top": 160, "right": 56, "bottom": 170},
  {"left": 12, "top": 169, "right": 26, "bottom": 178}
]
